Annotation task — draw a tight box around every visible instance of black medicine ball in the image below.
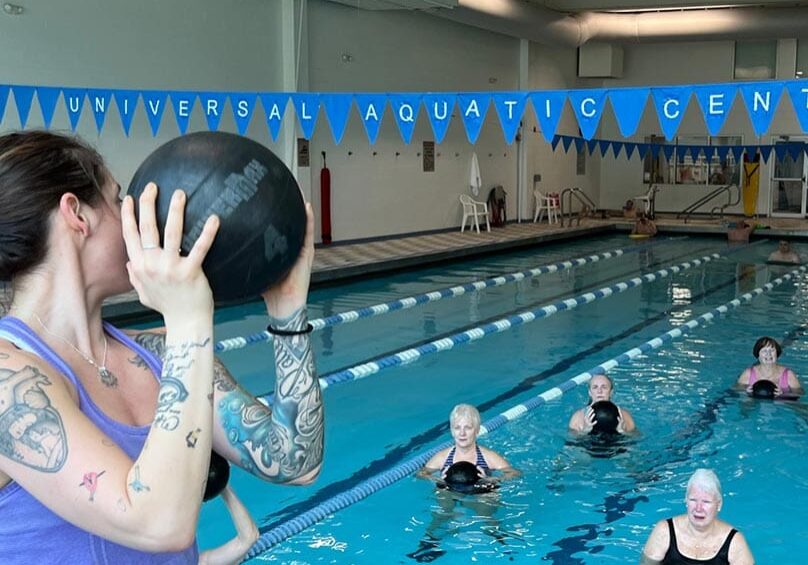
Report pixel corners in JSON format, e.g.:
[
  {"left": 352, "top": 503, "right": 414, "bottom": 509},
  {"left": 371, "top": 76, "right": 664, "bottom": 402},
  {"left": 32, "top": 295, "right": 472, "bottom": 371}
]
[
  {"left": 442, "top": 461, "right": 496, "bottom": 494},
  {"left": 591, "top": 400, "right": 620, "bottom": 434},
  {"left": 127, "top": 131, "right": 306, "bottom": 304},
  {"left": 203, "top": 451, "right": 231, "bottom": 502},
  {"left": 751, "top": 380, "right": 777, "bottom": 399}
]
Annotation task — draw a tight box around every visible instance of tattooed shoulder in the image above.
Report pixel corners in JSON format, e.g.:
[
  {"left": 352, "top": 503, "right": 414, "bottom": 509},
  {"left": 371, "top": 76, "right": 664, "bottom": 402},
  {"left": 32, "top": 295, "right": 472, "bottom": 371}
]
[{"left": 129, "top": 332, "right": 167, "bottom": 368}]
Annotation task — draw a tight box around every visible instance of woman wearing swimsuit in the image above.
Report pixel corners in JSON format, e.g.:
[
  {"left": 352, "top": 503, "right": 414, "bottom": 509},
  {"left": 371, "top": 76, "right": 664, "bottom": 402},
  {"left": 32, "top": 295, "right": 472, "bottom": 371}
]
[
  {"left": 737, "top": 337, "right": 802, "bottom": 398},
  {"left": 418, "top": 404, "right": 518, "bottom": 484},
  {"left": 568, "top": 373, "right": 636, "bottom": 434},
  {"left": 641, "top": 469, "right": 754, "bottom": 564}
]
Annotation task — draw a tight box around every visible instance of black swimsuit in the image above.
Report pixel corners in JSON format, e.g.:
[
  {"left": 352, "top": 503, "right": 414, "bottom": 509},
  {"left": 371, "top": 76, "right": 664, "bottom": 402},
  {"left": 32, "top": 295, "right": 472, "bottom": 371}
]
[{"left": 663, "top": 518, "right": 737, "bottom": 565}]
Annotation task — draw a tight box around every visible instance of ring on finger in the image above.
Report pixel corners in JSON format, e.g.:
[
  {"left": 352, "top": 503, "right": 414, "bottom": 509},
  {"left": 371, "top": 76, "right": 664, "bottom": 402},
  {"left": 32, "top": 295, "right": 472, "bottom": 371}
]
[{"left": 142, "top": 243, "right": 159, "bottom": 250}]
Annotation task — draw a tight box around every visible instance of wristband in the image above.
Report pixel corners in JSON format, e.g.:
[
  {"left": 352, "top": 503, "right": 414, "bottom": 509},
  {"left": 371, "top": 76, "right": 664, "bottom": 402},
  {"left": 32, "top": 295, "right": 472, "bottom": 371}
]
[{"left": 266, "top": 323, "right": 313, "bottom": 336}]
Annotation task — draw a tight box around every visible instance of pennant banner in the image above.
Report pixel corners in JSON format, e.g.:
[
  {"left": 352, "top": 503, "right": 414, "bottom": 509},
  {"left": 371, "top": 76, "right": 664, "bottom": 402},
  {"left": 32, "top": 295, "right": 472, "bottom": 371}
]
[{"left": 0, "top": 81, "right": 806, "bottom": 146}]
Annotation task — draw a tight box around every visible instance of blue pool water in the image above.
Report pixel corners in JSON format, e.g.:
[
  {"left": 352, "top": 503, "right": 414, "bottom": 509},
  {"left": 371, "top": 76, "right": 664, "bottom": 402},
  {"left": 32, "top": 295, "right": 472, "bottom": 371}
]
[{"left": 190, "top": 234, "right": 808, "bottom": 563}]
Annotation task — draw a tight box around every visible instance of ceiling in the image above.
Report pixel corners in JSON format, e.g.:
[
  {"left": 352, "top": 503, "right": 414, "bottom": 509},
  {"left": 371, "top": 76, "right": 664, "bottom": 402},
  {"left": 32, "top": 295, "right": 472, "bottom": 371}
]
[{"left": 331, "top": 0, "right": 808, "bottom": 13}]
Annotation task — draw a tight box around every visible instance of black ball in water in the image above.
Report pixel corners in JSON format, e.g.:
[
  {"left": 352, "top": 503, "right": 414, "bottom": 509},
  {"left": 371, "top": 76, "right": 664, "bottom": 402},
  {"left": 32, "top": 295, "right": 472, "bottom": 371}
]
[
  {"left": 591, "top": 400, "right": 620, "bottom": 434},
  {"left": 444, "top": 461, "right": 479, "bottom": 492},
  {"left": 127, "top": 131, "right": 306, "bottom": 304},
  {"left": 203, "top": 451, "right": 230, "bottom": 502},
  {"left": 751, "top": 380, "right": 777, "bottom": 399}
]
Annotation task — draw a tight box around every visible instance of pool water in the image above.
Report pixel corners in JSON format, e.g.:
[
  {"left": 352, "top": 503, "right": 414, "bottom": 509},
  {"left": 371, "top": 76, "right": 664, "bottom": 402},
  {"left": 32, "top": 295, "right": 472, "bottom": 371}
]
[{"left": 191, "top": 234, "right": 808, "bottom": 563}]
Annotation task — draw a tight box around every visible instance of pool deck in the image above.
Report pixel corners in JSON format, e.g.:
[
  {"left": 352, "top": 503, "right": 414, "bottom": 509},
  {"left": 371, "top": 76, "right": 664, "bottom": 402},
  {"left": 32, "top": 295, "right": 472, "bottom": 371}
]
[{"left": 87, "top": 213, "right": 808, "bottom": 322}]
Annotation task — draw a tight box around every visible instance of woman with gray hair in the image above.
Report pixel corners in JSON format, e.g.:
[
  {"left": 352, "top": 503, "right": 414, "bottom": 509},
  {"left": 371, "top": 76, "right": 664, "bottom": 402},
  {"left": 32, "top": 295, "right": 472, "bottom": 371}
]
[
  {"left": 418, "top": 404, "right": 518, "bottom": 483},
  {"left": 641, "top": 469, "right": 754, "bottom": 564}
]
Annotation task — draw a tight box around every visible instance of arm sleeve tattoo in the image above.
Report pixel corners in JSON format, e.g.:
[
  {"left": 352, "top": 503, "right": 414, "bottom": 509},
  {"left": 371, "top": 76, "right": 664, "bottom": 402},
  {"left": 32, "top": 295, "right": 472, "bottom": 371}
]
[{"left": 218, "top": 307, "right": 324, "bottom": 482}]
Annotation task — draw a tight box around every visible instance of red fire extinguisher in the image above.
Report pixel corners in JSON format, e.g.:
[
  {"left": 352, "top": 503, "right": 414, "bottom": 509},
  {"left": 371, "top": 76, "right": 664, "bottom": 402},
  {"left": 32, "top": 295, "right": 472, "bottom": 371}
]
[{"left": 320, "top": 151, "right": 332, "bottom": 244}]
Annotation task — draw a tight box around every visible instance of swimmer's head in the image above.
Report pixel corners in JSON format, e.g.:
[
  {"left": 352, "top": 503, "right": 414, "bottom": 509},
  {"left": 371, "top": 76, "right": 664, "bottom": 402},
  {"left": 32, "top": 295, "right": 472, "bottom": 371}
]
[
  {"left": 588, "top": 374, "right": 613, "bottom": 403},
  {"left": 685, "top": 468, "right": 723, "bottom": 515},
  {"left": 753, "top": 336, "right": 781, "bottom": 362},
  {"left": 778, "top": 240, "right": 791, "bottom": 252},
  {"left": 449, "top": 404, "right": 481, "bottom": 445}
]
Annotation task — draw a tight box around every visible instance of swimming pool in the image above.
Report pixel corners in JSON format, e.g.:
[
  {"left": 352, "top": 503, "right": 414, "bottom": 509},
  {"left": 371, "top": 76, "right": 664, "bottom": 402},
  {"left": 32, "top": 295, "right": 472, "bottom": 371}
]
[{"left": 192, "top": 234, "right": 808, "bottom": 563}]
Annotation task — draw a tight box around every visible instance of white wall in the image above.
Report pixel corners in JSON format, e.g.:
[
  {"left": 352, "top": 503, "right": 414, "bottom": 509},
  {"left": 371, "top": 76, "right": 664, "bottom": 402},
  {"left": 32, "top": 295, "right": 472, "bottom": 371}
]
[
  {"left": 0, "top": 0, "right": 286, "bottom": 190},
  {"left": 597, "top": 39, "right": 803, "bottom": 217},
  {"left": 305, "top": 0, "right": 525, "bottom": 240}
]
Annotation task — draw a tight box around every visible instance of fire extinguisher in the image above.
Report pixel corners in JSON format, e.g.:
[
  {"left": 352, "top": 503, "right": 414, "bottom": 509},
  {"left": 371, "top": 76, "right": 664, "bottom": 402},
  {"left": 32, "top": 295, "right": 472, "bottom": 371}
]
[{"left": 320, "top": 151, "right": 332, "bottom": 244}]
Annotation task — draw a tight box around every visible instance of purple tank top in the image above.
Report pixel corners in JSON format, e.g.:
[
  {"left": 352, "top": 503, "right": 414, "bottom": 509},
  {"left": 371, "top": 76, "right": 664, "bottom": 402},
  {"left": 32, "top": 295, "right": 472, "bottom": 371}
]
[{"left": 0, "top": 316, "right": 199, "bottom": 564}]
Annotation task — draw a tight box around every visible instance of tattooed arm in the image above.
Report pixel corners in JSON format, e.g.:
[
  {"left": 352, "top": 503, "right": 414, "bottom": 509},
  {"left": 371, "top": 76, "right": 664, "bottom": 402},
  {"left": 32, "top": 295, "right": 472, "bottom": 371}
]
[
  {"left": 132, "top": 309, "right": 324, "bottom": 485},
  {"left": 0, "top": 325, "right": 213, "bottom": 552}
]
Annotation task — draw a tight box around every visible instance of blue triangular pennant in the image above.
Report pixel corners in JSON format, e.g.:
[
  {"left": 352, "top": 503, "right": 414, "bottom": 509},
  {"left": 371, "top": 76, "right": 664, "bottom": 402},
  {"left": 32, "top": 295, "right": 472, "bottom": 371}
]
[
  {"left": 492, "top": 91, "right": 528, "bottom": 144},
  {"left": 457, "top": 93, "right": 490, "bottom": 144},
  {"left": 598, "top": 139, "right": 611, "bottom": 156},
  {"left": 291, "top": 93, "right": 320, "bottom": 140},
  {"left": 650, "top": 144, "right": 661, "bottom": 159},
  {"left": 569, "top": 89, "right": 607, "bottom": 140},
  {"left": 586, "top": 138, "right": 598, "bottom": 155},
  {"left": 787, "top": 142, "right": 803, "bottom": 161},
  {"left": 389, "top": 93, "right": 423, "bottom": 144},
  {"left": 560, "top": 135, "right": 573, "bottom": 153},
  {"left": 572, "top": 137, "right": 584, "bottom": 153},
  {"left": 354, "top": 93, "right": 386, "bottom": 145},
  {"left": 611, "top": 141, "right": 624, "bottom": 159},
  {"left": 626, "top": 142, "right": 638, "bottom": 160},
  {"left": 529, "top": 91, "right": 567, "bottom": 143},
  {"left": 259, "top": 93, "right": 289, "bottom": 142},
  {"left": 715, "top": 145, "right": 730, "bottom": 162},
  {"left": 693, "top": 84, "right": 737, "bottom": 136},
  {"left": 169, "top": 91, "right": 197, "bottom": 134},
  {"left": 662, "top": 144, "right": 675, "bottom": 161},
  {"left": 62, "top": 88, "right": 86, "bottom": 131},
  {"left": 230, "top": 92, "right": 258, "bottom": 136},
  {"left": 551, "top": 134, "right": 562, "bottom": 151},
  {"left": 320, "top": 93, "right": 353, "bottom": 145},
  {"left": 636, "top": 143, "right": 649, "bottom": 159},
  {"left": 784, "top": 80, "right": 808, "bottom": 134},
  {"left": 113, "top": 90, "right": 139, "bottom": 136},
  {"left": 739, "top": 81, "right": 784, "bottom": 136},
  {"left": 744, "top": 145, "right": 759, "bottom": 160},
  {"left": 729, "top": 146, "right": 743, "bottom": 163},
  {"left": 651, "top": 86, "right": 693, "bottom": 141},
  {"left": 87, "top": 89, "right": 113, "bottom": 133},
  {"left": 608, "top": 88, "right": 649, "bottom": 137},
  {"left": 0, "top": 86, "right": 9, "bottom": 125},
  {"left": 422, "top": 93, "right": 455, "bottom": 144},
  {"left": 198, "top": 92, "right": 228, "bottom": 132},
  {"left": 141, "top": 91, "right": 169, "bottom": 136},
  {"left": 35, "top": 87, "right": 61, "bottom": 128},
  {"left": 11, "top": 86, "right": 35, "bottom": 127},
  {"left": 759, "top": 144, "right": 773, "bottom": 162}
]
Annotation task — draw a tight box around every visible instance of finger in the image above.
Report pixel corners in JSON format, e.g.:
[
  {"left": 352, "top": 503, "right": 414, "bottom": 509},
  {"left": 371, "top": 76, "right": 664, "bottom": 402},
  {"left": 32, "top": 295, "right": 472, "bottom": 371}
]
[
  {"left": 138, "top": 182, "right": 161, "bottom": 248},
  {"left": 121, "top": 196, "right": 143, "bottom": 264},
  {"left": 186, "top": 215, "right": 220, "bottom": 267},
  {"left": 162, "top": 190, "right": 186, "bottom": 253}
]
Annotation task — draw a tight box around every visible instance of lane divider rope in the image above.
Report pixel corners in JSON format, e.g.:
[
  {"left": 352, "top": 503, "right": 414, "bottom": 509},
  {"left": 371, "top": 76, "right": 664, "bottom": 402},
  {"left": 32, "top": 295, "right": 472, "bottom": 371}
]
[
  {"left": 215, "top": 238, "right": 685, "bottom": 353},
  {"left": 243, "top": 264, "right": 806, "bottom": 561},
  {"left": 261, "top": 249, "right": 729, "bottom": 402}
]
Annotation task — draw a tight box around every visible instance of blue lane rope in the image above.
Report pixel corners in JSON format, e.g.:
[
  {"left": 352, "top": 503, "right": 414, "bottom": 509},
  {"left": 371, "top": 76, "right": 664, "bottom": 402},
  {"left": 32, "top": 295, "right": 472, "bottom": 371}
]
[
  {"left": 215, "top": 239, "right": 682, "bottom": 353},
  {"left": 243, "top": 263, "right": 806, "bottom": 562},
  {"left": 261, "top": 249, "right": 727, "bottom": 402}
]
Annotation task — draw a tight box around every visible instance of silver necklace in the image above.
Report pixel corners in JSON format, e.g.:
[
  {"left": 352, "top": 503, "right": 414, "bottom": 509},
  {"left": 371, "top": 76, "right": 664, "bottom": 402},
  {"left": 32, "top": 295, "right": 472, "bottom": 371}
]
[{"left": 33, "top": 313, "right": 118, "bottom": 388}]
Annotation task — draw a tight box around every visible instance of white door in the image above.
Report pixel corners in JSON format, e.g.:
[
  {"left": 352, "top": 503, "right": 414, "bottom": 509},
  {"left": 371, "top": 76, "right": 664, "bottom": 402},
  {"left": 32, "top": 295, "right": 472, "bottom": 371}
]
[{"left": 770, "top": 136, "right": 808, "bottom": 217}]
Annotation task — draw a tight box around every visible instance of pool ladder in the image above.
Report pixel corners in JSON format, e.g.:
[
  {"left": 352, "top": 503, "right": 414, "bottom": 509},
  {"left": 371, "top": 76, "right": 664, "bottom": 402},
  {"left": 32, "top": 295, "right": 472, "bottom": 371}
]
[{"left": 559, "top": 187, "right": 599, "bottom": 227}]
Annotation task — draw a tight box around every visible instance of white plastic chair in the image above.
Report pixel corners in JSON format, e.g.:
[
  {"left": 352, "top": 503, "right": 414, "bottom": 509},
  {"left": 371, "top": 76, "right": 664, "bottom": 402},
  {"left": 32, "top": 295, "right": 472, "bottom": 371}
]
[
  {"left": 459, "top": 194, "right": 490, "bottom": 233},
  {"left": 533, "top": 189, "right": 560, "bottom": 224},
  {"left": 633, "top": 184, "right": 659, "bottom": 215}
]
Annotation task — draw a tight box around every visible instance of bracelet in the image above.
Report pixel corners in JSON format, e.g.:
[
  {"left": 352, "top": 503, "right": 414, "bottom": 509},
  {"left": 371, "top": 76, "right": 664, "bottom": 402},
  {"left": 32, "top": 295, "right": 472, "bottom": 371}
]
[{"left": 266, "top": 323, "right": 314, "bottom": 336}]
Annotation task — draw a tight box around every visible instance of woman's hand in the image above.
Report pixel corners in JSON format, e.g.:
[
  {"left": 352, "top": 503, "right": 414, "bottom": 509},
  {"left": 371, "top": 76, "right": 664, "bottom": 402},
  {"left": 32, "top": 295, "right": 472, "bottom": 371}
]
[
  {"left": 122, "top": 183, "right": 219, "bottom": 324},
  {"left": 261, "top": 202, "right": 315, "bottom": 320},
  {"left": 583, "top": 407, "right": 596, "bottom": 433},
  {"left": 616, "top": 408, "right": 625, "bottom": 433}
]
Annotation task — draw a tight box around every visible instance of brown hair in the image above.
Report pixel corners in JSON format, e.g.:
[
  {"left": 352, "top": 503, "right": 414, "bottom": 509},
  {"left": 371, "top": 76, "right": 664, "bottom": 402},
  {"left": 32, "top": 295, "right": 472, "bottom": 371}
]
[{"left": 0, "top": 131, "right": 107, "bottom": 280}]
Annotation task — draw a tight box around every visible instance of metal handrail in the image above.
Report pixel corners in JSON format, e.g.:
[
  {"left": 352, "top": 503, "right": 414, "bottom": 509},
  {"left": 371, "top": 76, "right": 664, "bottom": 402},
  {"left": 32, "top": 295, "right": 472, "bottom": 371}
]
[
  {"left": 677, "top": 184, "right": 737, "bottom": 224},
  {"left": 560, "top": 187, "right": 598, "bottom": 227}
]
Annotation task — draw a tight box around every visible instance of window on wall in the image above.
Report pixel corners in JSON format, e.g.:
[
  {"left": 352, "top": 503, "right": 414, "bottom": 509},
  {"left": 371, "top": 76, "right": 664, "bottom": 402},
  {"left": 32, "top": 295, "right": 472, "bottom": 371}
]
[
  {"left": 644, "top": 135, "right": 742, "bottom": 186},
  {"left": 734, "top": 40, "right": 777, "bottom": 80}
]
